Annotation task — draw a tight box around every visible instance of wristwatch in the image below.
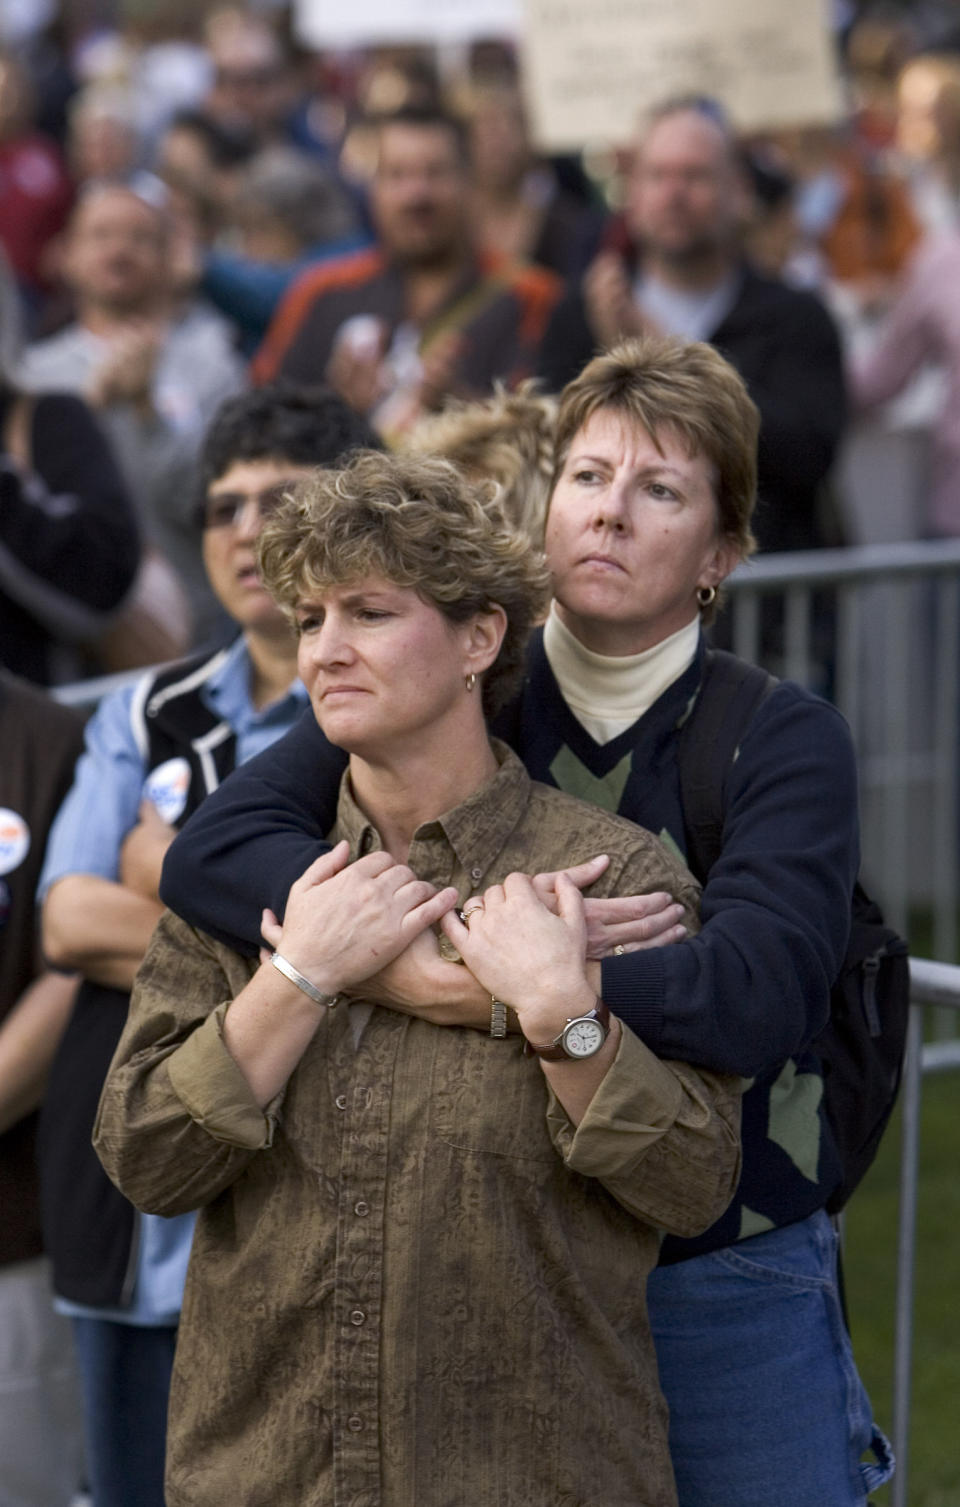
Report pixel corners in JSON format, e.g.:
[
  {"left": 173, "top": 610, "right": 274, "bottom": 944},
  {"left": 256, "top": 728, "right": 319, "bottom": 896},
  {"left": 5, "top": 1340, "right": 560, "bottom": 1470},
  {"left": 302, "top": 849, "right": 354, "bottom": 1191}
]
[{"left": 525, "top": 999, "right": 611, "bottom": 1061}]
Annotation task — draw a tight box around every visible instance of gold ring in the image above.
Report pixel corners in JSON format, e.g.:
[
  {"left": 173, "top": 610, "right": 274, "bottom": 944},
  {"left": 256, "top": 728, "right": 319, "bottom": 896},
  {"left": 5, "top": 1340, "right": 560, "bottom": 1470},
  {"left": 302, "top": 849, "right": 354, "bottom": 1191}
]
[
  {"left": 461, "top": 901, "right": 485, "bottom": 926},
  {"left": 613, "top": 943, "right": 626, "bottom": 956}
]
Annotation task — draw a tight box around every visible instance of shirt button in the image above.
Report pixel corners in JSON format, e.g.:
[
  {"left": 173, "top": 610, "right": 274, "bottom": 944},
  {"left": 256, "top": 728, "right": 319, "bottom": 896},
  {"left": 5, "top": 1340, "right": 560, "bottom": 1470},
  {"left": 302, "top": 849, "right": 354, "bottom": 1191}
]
[
  {"left": 349, "top": 1309, "right": 366, "bottom": 1326},
  {"left": 347, "top": 1415, "right": 364, "bottom": 1432},
  {"left": 471, "top": 866, "right": 483, "bottom": 881},
  {"left": 334, "top": 1094, "right": 347, "bottom": 1110},
  {"left": 354, "top": 1200, "right": 370, "bottom": 1217}
]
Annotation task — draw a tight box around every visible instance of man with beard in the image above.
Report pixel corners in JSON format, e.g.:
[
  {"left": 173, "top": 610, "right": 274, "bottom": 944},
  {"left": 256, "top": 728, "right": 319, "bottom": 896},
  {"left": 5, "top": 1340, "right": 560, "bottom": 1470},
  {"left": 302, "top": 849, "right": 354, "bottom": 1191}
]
[
  {"left": 252, "top": 107, "right": 561, "bottom": 437},
  {"left": 537, "top": 97, "right": 846, "bottom": 554},
  {"left": 20, "top": 182, "right": 245, "bottom": 646}
]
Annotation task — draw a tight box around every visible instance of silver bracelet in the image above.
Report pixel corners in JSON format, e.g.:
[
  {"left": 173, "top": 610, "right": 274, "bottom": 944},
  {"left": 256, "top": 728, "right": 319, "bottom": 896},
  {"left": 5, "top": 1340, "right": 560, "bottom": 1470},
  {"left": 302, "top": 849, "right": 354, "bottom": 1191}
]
[
  {"left": 271, "top": 952, "right": 341, "bottom": 1011},
  {"left": 490, "top": 996, "right": 508, "bottom": 1038}
]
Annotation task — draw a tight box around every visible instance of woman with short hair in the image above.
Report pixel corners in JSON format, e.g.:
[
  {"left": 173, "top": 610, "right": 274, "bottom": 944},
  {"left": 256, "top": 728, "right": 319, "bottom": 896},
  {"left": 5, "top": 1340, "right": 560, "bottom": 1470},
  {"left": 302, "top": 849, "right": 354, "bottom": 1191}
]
[{"left": 95, "top": 447, "right": 739, "bottom": 1507}]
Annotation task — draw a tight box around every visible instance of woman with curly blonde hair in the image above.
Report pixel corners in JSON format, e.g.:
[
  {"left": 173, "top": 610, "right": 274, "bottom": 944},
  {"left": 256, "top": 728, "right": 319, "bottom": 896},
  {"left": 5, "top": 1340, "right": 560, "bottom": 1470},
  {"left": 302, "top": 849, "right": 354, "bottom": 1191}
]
[{"left": 96, "top": 445, "right": 739, "bottom": 1507}]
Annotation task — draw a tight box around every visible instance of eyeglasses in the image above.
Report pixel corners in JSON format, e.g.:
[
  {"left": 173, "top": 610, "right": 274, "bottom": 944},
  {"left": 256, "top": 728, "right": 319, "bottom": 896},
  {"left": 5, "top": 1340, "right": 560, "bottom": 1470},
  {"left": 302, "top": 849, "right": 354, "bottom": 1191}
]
[{"left": 202, "top": 482, "right": 295, "bottom": 531}]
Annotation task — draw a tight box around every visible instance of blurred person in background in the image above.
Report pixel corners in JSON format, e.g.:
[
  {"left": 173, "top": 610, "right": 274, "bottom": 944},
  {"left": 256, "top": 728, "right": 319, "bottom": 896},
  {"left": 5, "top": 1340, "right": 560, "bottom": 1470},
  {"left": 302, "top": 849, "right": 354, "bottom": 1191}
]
[
  {"left": 254, "top": 106, "right": 561, "bottom": 440},
  {"left": 842, "top": 11, "right": 919, "bottom": 155},
  {"left": 465, "top": 78, "right": 605, "bottom": 281},
  {"left": 0, "top": 49, "right": 73, "bottom": 320},
  {"left": 189, "top": 144, "right": 366, "bottom": 356},
  {"left": 739, "top": 146, "right": 801, "bottom": 282},
  {"left": 20, "top": 179, "right": 246, "bottom": 650},
  {"left": 537, "top": 96, "right": 847, "bottom": 556},
  {"left": 202, "top": 7, "right": 302, "bottom": 153},
  {"left": 66, "top": 83, "right": 143, "bottom": 188},
  {"left": 37, "top": 384, "right": 379, "bottom": 1507},
  {"left": 0, "top": 671, "right": 86, "bottom": 1507},
  {"left": 78, "top": 0, "right": 212, "bottom": 149},
  {"left": 153, "top": 105, "right": 256, "bottom": 244},
  {"left": 0, "top": 244, "right": 141, "bottom": 685},
  {"left": 849, "top": 226, "right": 960, "bottom": 539},
  {"left": 0, "top": 0, "right": 69, "bottom": 139},
  {"left": 766, "top": 124, "right": 922, "bottom": 302},
  {"left": 893, "top": 50, "right": 960, "bottom": 231}
]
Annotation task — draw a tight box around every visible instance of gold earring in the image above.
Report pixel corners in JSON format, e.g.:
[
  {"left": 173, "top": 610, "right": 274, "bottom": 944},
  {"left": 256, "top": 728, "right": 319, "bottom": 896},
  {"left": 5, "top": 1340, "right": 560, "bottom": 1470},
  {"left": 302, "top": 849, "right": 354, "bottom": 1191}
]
[
  {"left": 697, "top": 585, "right": 716, "bottom": 607},
  {"left": 465, "top": 672, "right": 478, "bottom": 692}
]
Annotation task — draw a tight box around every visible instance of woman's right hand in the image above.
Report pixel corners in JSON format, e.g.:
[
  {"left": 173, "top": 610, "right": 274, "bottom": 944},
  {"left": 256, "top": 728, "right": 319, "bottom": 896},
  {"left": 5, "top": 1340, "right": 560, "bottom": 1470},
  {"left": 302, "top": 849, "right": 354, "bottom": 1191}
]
[{"left": 264, "top": 841, "right": 460, "bottom": 998}]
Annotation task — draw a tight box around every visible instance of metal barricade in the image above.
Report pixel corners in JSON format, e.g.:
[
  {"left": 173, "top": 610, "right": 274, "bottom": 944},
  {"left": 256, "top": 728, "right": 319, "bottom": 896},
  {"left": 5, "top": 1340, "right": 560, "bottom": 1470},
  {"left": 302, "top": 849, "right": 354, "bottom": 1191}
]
[
  {"left": 53, "top": 665, "right": 149, "bottom": 713},
  {"left": 890, "top": 961, "right": 960, "bottom": 1507},
  {"left": 725, "top": 539, "right": 960, "bottom": 955}
]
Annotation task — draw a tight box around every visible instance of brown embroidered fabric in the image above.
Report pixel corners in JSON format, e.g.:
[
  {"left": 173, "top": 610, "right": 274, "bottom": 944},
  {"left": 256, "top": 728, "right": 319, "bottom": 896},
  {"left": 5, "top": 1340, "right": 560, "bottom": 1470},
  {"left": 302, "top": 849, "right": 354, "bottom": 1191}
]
[{"left": 95, "top": 746, "right": 741, "bottom": 1507}]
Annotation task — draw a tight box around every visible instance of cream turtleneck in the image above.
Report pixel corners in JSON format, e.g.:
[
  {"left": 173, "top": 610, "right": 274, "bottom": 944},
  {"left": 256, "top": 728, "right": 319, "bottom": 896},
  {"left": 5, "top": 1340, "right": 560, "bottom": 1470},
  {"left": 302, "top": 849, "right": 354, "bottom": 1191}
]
[{"left": 543, "top": 606, "right": 700, "bottom": 745}]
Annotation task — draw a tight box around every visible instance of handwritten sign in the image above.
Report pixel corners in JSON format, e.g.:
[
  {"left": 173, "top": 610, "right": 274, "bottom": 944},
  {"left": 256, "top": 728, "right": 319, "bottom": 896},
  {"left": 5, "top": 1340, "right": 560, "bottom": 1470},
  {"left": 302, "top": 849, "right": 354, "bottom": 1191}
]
[{"left": 521, "top": 0, "right": 844, "bottom": 151}]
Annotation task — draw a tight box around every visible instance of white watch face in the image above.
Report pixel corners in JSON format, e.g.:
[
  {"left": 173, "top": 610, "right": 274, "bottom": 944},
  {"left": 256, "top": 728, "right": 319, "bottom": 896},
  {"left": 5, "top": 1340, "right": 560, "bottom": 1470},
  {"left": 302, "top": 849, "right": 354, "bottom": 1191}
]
[{"left": 561, "top": 1015, "right": 606, "bottom": 1059}]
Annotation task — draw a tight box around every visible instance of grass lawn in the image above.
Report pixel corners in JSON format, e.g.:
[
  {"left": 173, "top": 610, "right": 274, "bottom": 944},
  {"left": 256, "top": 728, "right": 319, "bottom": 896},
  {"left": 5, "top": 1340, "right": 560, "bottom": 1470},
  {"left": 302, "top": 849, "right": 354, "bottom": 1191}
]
[{"left": 844, "top": 1071, "right": 960, "bottom": 1506}]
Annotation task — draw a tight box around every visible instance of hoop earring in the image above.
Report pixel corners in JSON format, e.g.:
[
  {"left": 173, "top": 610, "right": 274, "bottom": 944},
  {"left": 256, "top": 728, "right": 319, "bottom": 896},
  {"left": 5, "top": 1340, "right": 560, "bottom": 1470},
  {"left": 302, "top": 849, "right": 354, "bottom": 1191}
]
[
  {"left": 697, "top": 585, "right": 717, "bottom": 608},
  {"left": 465, "top": 672, "right": 478, "bottom": 692}
]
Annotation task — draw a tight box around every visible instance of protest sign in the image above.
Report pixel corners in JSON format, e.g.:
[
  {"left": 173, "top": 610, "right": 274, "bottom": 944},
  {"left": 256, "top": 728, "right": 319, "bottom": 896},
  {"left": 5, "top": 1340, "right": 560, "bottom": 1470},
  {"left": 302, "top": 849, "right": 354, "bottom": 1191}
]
[{"left": 521, "top": 0, "right": 844, "bottom": 150}]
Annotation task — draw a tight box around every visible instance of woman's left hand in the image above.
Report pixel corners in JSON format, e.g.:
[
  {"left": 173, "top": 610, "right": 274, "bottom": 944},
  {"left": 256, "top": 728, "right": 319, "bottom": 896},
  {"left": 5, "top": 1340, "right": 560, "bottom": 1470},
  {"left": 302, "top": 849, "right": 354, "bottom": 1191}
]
[
  {"left": 530, "top": 856, "right": 688, "bottom": 957},
  {"left": 582, "top": 892, "right": 688, "bottom": 957}
]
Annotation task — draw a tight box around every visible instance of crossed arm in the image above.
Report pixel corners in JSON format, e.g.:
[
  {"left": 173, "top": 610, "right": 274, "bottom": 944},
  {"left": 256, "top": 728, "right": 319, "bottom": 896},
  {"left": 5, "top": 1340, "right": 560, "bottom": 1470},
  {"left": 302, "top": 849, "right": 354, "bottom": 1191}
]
[
  {"left": 96, "top": 844, "right": 739, "bottom": 1240},
  {"left": 41, "top": 686, "right": 177, "bottom": 990},
  {"left": 232, "top": 843, "right": 620, "bottom": 1120}
]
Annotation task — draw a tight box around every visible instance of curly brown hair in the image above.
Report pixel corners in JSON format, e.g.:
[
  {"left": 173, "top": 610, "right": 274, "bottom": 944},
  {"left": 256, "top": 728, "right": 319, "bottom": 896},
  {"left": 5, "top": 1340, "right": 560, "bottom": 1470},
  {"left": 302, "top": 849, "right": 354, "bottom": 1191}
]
[{"left": 257, "top": 449, "right": 550, "bottom": 717}]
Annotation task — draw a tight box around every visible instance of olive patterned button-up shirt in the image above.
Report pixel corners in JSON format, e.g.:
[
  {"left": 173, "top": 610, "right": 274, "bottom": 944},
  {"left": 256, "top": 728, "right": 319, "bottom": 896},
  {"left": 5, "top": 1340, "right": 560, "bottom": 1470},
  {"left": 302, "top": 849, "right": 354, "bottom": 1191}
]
[{"left": 95, "top": 747, "right": 741, "bottom": 1507}]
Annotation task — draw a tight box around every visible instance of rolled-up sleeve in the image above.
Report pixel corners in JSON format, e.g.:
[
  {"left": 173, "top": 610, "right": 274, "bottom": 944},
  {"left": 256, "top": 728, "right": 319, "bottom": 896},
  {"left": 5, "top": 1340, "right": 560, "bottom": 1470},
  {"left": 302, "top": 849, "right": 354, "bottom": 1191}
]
[
  {"left": 546, "top": 1025, "right": 742, "bottom": 1238},
  {"left": 166, "top": 1004, "right": 276, "bottom": 1149},
  {"left": 94, "top": 910, "right": 280, "bottom": 1217}
]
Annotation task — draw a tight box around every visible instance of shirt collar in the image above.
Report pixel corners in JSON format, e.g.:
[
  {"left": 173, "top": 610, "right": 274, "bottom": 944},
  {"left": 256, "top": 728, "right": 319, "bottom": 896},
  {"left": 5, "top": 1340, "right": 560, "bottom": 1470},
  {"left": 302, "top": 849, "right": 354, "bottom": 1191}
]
[
  {"left": 334, "top": 739, "right": 530, "bottom": 884},
  {"left": 202, "top": 634, "right": 307, "bottom": 726}
]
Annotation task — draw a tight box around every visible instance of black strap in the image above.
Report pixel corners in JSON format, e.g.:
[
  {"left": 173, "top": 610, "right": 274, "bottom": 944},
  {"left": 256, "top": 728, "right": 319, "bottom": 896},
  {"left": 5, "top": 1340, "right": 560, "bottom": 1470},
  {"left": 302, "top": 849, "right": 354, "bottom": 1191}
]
[{"left": 677, "top": 649, "right": 777, "bottom": 882}]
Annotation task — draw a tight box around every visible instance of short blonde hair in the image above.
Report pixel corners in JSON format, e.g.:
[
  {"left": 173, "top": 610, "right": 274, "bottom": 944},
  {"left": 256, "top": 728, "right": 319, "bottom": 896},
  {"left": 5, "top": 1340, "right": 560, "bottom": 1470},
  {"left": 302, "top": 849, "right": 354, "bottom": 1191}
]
[
  {"left": 257, "top": 449, "right": 550, "bottom": 717},
  {"left": 553, "top": 336, "right": 759, "bottom": 587},
  {"left": 402, "top": 382, "right": 557, "bottom": 542}
]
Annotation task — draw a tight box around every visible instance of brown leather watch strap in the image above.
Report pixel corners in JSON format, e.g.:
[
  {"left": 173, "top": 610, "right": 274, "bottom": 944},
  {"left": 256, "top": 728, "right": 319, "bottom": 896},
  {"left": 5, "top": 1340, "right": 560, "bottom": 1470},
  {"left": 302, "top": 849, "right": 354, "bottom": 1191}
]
[{"left": 524, "top": 998, "right": 611, "bottom": 1061}]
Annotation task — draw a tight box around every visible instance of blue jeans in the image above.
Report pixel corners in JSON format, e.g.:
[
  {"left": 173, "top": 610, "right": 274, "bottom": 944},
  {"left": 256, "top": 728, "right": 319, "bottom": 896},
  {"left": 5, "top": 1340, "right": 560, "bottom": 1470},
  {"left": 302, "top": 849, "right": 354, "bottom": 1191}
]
[
  {"left": 647, "top": 1211, "right": 894, "bottom": 1507},
  {"left": 71, "top": 1317, "right": 177, "bottom": 1507}
]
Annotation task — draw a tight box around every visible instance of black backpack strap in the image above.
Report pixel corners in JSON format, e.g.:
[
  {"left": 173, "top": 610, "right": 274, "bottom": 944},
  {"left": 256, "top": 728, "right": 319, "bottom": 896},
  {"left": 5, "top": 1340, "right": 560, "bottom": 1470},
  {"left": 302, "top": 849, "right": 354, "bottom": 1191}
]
[{"left": 677, "top": 649, "right": 778, "bottom": 882}]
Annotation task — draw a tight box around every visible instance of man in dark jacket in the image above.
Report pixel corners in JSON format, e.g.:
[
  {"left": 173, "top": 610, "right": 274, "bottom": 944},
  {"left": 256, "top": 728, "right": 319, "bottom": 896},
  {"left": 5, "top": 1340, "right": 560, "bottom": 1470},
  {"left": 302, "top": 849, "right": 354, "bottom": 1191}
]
[
  {"left": 252, "top": 107, "right": 561, "bottom": 439},
  {"left": 537, "top": 97, "right": 846, "bottom": 553}
]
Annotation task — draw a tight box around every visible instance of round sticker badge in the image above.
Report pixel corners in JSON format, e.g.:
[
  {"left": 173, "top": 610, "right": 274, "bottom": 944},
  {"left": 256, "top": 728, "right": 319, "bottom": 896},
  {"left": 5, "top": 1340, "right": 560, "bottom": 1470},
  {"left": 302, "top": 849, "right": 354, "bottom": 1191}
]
[
  {"left": 142, "top": 758, "right": 192, "bottom": 826},
  {"left": 0, "top": 809, "right": 30, "bottom": 876}
]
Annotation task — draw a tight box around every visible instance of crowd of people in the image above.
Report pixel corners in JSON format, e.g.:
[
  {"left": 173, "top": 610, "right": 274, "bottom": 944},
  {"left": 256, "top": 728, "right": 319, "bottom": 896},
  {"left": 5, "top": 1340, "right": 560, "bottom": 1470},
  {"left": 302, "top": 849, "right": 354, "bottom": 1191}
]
[
  {"left": 3, "top": 4, "right": 960, "bottom": 685},
  {"left": 2, "top": 1, "right": 958, "bottom": 1504}
]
